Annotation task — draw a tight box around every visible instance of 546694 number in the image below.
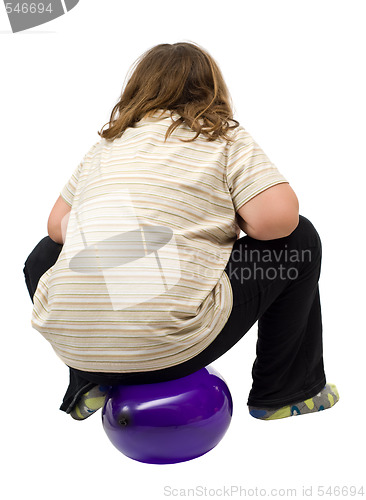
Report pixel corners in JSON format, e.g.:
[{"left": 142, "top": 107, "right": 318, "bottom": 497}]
[
  {"left": 318, "top": 486, "right": 365, "bottom": 496},
  {"left": 5, "top": 3, "right": 53, "bottom": 14}
]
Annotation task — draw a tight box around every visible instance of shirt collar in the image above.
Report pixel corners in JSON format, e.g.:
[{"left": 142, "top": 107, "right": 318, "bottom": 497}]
[{"left": 141, "top": 109, "right": 179, "bottom": 120}]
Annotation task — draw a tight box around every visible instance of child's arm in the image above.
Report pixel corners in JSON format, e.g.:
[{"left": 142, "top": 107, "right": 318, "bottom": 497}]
[
  {"left": 236, "top": 183, "right": 299, "bottom": 240},
  {"left": 47, "top": 195, "right": 71, "bottom": 244}
]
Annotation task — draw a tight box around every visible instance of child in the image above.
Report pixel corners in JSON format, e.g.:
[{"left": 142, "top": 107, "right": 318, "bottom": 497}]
[{"left": 24, "top": 41, "right": 339, "bottom": 421}]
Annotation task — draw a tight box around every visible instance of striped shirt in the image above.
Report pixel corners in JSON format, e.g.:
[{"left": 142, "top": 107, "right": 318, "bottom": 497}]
[{"left": 31, "top": 109, "right": 288, "bottom": 373}]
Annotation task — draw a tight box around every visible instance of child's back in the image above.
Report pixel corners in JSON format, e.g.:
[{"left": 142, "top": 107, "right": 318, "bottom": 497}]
[{"left": 31, "top": 108, "right": 287, "bottom": 374}]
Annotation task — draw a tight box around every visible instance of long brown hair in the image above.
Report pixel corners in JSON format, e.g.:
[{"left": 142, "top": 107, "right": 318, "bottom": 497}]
[{"left": 98, "top": 42, "right": 239, "bottom": 143}]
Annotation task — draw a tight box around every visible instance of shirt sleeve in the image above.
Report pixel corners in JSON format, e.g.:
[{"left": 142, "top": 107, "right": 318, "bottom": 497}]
[
  {"left": 59, "top": 140, "right": 101, "bottom": 207},
  {"left": 226, "top": 126, "right": 289, "bottom": 212},
  {"left": 59, "top": 161, "right": 83, "bottom": 207}
]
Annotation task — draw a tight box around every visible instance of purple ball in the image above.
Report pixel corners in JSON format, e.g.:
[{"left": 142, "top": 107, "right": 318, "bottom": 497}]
[{"left": 101, "top": 365, "right": 233, "bottom": 464}]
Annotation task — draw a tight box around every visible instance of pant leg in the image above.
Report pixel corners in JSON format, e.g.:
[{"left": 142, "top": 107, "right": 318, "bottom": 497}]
[
  {"left": 220, "top": 213, "right": 325, "bottom": 407},
  {"left": 22, "top": 237, "right": 109, "bottom": 413},
  {"left": 23, "top": 236, "right": 63, "bottom": 302},
  {"left": 59, "top": 369, "right": 96, "bottom": 413},
  {"left": 219, "top": 213, "right": 325, "bottom": 407},
  {"left": 248, "top": 243, "right": 324, "bottom": 407},
  {"left": 22, "top": 237, "right": 89, "bottom": 413}
]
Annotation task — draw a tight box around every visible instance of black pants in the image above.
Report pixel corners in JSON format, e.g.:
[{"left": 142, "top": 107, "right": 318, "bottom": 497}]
[{"left": 23, "top": 215, "right": 326, "bottom": 414}]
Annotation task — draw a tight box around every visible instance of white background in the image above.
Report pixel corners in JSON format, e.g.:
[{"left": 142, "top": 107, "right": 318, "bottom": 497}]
[{"left": 1, "top": 1, "right": 365, "bottom": 498}]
